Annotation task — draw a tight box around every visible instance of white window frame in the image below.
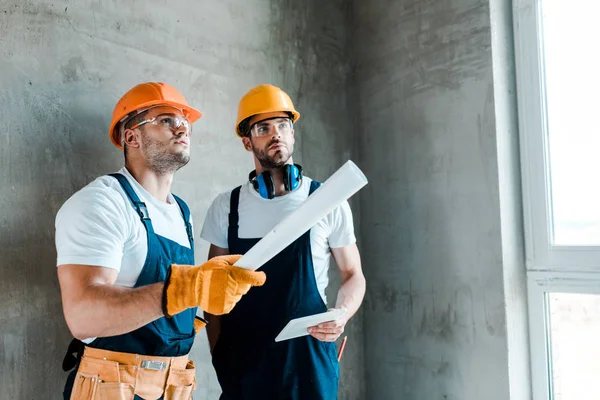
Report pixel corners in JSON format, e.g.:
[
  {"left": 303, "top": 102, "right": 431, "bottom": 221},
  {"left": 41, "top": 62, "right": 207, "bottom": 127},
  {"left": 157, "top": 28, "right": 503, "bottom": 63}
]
[
  {"left": 528, "top": 271, "right": 600, "bottom": 399},
  {"left": 514, "top": 0, "right": 600, "bottom": 399},
  {"left": 514, "top": 0, "right": 600, "bottom": 273}
]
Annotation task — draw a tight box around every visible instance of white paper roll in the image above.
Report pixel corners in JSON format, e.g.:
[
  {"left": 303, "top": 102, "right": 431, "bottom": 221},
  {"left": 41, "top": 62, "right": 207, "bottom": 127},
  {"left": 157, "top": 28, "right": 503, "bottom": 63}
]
[{"left": 234, "top": 160, "right": 368, "bottom": 270}]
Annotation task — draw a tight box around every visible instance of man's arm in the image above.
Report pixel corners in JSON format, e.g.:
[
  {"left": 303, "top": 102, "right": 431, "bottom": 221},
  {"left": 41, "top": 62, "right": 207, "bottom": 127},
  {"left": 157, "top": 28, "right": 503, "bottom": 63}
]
[
  {"left": 308, "top": 243, "right": 366, "bottom": 342},
  {"left": 59, "top": 254, "right": 263, "bottom": 341},
  {"left": 332, "top": 244, "right": 365, "bottom": 316},
  {"left": 58, "top": 264, "right": 164, "bottom": 340},
  {"left": 204, "top": 244, "right": 230, "bottom": 353}
]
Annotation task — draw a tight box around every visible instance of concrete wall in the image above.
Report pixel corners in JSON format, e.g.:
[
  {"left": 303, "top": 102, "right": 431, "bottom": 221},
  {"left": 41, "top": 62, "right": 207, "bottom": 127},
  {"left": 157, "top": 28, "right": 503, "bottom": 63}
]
[
  {"left": 0, "top": 0, "right": 531, "bottom": 398},
  {"left": 0, "top": 1, "right": 363, "bottom": 398},
  {"left": 352, "top": 0, "right": 528, "bottom": 399}
]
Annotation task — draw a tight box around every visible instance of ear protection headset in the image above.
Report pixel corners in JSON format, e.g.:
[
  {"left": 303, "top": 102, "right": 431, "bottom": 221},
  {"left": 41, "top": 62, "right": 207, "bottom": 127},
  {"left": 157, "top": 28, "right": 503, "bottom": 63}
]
[{"left": 249, "top": 164, "right": 303, "bottom": 199}]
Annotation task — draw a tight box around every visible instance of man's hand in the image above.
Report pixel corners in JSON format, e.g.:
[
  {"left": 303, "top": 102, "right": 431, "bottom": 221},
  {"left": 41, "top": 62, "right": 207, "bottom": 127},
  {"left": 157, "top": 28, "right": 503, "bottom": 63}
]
[
  {"left": 163, "top": 255, "right": 266, "bottom": 317},
  {"left": 308, "top": 243, "right": 366, "bottom": 343},
  {"left": 307, "top": 307, "right": 347, "bottom": 342}
]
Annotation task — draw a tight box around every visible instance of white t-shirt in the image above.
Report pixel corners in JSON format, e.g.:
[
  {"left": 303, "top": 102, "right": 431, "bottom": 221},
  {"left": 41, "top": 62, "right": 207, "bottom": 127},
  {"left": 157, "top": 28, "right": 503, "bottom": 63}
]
[
  {"left": 55, "top": 167, "right": 193, "bottom": 288},
  {"left": 200, "top": 177, "right": 356, "bottom": 303}
]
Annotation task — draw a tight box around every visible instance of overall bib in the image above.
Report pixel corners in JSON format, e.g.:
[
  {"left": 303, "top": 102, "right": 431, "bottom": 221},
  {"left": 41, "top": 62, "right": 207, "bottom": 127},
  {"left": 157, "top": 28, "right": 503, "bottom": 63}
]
[
  {"left": 63, "top": 173, "right": 196, "bottom": 400},
  {"left": 212, "top": 180, "right": 339, "bottom": 400}
]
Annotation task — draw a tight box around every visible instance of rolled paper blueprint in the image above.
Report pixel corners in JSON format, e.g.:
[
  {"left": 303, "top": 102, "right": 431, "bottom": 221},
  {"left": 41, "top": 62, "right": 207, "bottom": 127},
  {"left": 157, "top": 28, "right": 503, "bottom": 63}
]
[{"left": 234, "top": 160, "right": 368, "bottom": 270}]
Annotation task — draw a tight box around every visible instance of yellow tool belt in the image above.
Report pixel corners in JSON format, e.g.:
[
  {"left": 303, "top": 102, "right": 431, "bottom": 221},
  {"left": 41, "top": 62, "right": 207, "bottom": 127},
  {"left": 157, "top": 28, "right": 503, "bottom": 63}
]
[{"left": 69, "top": 346, "right": 196, "bottom": 400}]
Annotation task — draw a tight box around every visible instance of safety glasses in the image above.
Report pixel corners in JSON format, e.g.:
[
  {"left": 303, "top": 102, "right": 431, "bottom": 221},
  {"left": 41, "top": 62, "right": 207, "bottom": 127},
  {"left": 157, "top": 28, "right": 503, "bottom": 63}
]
[
  {"left": 249, "top": 118, "right": 292, "bottom": 137},
  {"left": 130, "top": 114, "right": 191, "bottom": 133}
]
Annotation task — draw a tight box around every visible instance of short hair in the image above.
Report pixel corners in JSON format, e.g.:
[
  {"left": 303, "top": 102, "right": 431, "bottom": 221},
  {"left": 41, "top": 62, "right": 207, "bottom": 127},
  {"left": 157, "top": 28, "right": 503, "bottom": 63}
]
[
  {"left": 238, "top": 112, "right": 294, "bottom": 137},
  {"left": 123, "top": 110, "right": 149, "bottom": 130},
  {"left": 121, "top": 110, "right": 149, "bottom": 162}
]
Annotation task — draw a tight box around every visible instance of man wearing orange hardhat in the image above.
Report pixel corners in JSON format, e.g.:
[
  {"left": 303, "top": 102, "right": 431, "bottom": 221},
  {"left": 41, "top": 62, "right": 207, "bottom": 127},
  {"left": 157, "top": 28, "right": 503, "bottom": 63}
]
[
  {"left": 55, "top": 82, "right": 265, "bottom": 399},
  {"left": 201, "top": 84, "right": 366, "bottom": 399}
]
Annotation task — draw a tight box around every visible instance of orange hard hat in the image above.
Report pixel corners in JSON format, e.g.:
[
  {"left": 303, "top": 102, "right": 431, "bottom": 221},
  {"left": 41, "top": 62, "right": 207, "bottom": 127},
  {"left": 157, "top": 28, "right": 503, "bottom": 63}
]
[
  {"left": 235, "top": 84, "right": 300, "bottom": 137},
  {"left": 109, "top": 82, "right": 202, "bottom": 149}
]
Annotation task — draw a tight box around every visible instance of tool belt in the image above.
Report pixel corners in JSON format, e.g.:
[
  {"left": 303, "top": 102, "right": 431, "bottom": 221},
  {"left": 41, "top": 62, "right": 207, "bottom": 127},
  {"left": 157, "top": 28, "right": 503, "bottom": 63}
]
[{"left": 68, "top": 345, "right": 196, "bottom": 400}]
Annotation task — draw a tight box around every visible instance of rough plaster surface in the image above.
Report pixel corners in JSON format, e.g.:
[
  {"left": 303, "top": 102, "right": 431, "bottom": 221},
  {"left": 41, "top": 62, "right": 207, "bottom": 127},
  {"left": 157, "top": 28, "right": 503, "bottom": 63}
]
[
  {"left": 0, "top": 1, "right": 363, "bottom": 398},
  {"left": 0, "top": 0, "right": 529, "bottom": 398},
  {"left": 352, "top": 0, "right": 525, "bottom": 398}
]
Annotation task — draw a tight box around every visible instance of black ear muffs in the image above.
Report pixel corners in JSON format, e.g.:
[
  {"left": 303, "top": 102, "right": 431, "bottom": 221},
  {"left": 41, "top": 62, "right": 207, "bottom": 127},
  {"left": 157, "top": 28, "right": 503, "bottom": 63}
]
[{"left": 249, "top": 164, "right": 303, "bottom": 199}]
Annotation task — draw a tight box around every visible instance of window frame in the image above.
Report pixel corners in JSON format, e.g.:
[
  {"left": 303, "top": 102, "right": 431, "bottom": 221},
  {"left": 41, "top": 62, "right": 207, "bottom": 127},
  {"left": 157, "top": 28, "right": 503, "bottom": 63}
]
[
  {"left": 528, "top": 271, "right": 600, "bottom": 399},
  {"left": 514, "top": 0, "right": 600, "bottom": 273},
  {"left": 515, "top": 0, "right": 600, "bottom": 398}
]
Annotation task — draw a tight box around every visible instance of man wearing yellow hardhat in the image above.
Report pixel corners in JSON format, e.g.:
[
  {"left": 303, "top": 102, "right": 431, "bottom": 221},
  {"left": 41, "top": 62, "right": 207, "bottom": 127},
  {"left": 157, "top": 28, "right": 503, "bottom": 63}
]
[
  {"left": 55, "top": 82, "right": 265, "bottom": 399},
  {"left": 201, "top": 84, "right": 366, "bottom": 399}
]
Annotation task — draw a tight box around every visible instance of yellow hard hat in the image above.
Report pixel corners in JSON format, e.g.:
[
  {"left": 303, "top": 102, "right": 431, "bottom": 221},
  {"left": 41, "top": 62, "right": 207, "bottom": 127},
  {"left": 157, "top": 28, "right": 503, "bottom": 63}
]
[
  {"left": 235, "top": 84, "right": 300, "bottom": 137},
  {"left": 109, "top": 82, "right": 202, "bottom": 149}
]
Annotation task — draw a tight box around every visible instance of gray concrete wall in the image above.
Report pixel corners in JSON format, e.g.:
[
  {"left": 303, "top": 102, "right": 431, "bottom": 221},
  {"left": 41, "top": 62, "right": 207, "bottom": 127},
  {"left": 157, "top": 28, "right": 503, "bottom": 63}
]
[
  {"left": 0, "top": 0, "right": 531, "bottom": 398},
  {"left": 0, "top": 1, "right": 362, "bottom": 398},
  {"left": 352, "top": 0, "right": 527, "bottom": 398}
]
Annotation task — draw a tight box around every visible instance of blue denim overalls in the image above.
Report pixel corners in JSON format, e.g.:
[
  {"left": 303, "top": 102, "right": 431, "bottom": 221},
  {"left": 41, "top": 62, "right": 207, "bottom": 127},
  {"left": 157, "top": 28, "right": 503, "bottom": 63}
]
[
  {"left": 63, "top": 173, "right": 196, "bottom": 399},
  {"left": 212, "top": 180, "right": 339, "bottom": 399}
]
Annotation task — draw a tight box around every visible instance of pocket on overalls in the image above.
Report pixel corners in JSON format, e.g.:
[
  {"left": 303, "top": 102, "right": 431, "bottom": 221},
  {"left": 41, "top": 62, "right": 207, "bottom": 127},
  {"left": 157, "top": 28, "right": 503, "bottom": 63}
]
[
  {"left": 164, "top": 360, "right": 196, "bottom": 400},
  {"left": 70, "top": 372, "right": 99, "bottom": 400},
  {"left": 95, "top": 382, "right": 135, "bottom": 400},
  {"left": 321, "top": 341, "right": 340, "bottom": 379}
]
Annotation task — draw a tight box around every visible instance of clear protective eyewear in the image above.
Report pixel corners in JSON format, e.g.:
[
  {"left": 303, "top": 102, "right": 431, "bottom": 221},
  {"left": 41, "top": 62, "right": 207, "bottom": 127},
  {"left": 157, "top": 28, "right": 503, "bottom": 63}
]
[
  {"left": 130, "top": 114, "right": 191, "bottom": 133},
  {"left": 249, "top": 118, "right": 293, "bottom": 137}
]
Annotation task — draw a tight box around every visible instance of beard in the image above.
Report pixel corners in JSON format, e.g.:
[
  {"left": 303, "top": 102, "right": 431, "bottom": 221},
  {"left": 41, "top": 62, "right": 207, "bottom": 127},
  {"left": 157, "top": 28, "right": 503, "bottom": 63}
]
[
  {"left": 141, "top": 131, "right": 190, "bottom": 174},
  {"left": 252, "top": 138, "right": 293, "bottom": 169}
]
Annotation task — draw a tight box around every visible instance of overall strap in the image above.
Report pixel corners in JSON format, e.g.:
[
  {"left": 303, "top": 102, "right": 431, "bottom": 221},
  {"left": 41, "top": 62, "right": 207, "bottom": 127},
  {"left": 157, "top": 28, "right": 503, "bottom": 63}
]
[
  {"left": 172, "top": 194, "right": 194, "bottom": 247},
  {"left": 228, "top": 186, "right": 242, "bottom": 242},
  {"left": 309, "top": 179, "right": 321, "bottom": 195},
  {"left": 108, "top": 173, "right": 154, "bottom": 234}
]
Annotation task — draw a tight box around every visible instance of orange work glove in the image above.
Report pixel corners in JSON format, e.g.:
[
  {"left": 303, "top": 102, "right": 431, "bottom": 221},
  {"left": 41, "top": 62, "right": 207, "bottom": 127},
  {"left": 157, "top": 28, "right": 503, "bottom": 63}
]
[
  {"left": 162, "top": 254, "right": 266, "bottom": 317},
  {"left": 194, "top": 317, "right": 207, "bottom": 334}
]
